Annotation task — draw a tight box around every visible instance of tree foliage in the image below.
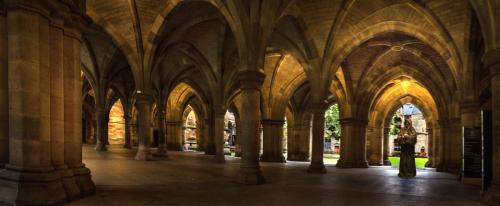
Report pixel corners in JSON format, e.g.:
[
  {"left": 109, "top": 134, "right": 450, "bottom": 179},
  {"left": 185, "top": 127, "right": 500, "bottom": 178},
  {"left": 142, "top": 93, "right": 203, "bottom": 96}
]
[{"left": 325, "top": 104, "right": 340, "bottom": 141}]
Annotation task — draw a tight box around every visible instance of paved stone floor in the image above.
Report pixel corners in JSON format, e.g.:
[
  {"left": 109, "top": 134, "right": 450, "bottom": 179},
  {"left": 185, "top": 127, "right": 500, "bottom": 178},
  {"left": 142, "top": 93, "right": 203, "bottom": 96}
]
[{"left": 70, "top": 145, "right": 483, "bottom": 206}]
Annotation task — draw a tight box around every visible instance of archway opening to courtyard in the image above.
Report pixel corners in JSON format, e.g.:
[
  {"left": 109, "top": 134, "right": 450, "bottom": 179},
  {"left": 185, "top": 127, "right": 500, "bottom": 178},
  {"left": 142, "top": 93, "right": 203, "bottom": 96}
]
[
  {"left": 386, "top": 103, "right": 430, "bottom": 169},
  {"left": 182, "top": 106, "right": 198, "bottom": 151},
  {"left": 107, "top": 99, "right": 126, "bottom": 145},
  {"left": 324, "top": 103, "right": 341, "bottom": 165}
]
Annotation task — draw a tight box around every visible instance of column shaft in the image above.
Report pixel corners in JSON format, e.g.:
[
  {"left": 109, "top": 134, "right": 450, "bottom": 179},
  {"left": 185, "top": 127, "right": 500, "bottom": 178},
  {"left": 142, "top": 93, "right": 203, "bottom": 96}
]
[
  {"left": 155, "top": 112, "right": 167, "bottom": 156},
  {"left": 94, "top": 105, "right": 107, "bottom": 151},
  {"left": 383, "top": 127, "right": 391, "bottom": 165},
  {"left": 214, "top": 111, "right": 226, "bottom": 163},
  {"left": 337, "top": 118, "right": 369, "bottom": 168},
  {"left": 123, "top": 114, "right": 132, "bottom": 148},
  {"left": 0, "top": 12, "right": 7, "bottom": 168},
  {"left": 308, "top": 109, "right": 327, "bottom": 173},
  {"left": 204, "top": 118, "right": 216, "bottom": 155},
  {"left": 261, "top": 119, "right": 286, "bottom": 162},
  {"left": 135, "top": 94, "right": 153, "bottom": 160},
  {"left": 166, "top": 121, "right": 183, "bottom": 151}
]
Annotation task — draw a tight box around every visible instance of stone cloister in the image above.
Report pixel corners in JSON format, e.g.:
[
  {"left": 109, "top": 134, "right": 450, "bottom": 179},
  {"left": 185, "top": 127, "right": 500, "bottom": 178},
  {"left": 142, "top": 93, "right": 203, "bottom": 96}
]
[{"left": 0, "top": 0, "right": 500, "bottom": 205}]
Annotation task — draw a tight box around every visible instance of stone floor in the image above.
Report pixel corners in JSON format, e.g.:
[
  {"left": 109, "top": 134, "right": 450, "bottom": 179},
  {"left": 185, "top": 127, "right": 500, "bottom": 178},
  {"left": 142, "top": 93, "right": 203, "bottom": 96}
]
[{"left": 69, "top": 145, "right": 483, "bottom": 206}]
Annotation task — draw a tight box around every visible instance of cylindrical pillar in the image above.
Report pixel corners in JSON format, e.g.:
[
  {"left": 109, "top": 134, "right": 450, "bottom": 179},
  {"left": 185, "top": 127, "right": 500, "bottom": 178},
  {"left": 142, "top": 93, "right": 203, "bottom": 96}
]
[
  {"left": 63, "top": 26, "right": 95, "bottom": 196},
  {"left": 425, "top": 127, "right": 434, "bottom": 167},
  {"left": 308, "top": 108, "right": 327, "bottom": 173},
  {"left": 166, "top": 121, "right": 183, "bottom": 151},
  {"left": 214, "top": 110, "right": 226, "bottom": 163},
  {"left": 123, "top": 113, "right": 132, "bottom": 148},
  {"left": 135, "top": 94, "right": 153, "bottom": 160},
  {"left": 204, "top": 118, "right": 216, "bottom": 155},
  {"left": 0, "top": 5, "right": 67, "bottom": 204},
  {"left": 337, "top": 118, "right": 369, "bottom": 168},
  {"left": 484, "top": 49, "right": 500, "bottom": 202},
  {"left": 383, "top": 127, "right": 391, "bottom": 165},
  {"left": 367, "top": 126, "right": 383, "bottom": 166},
  {"left": 236, "top": 71, "right": 265, "bottom": 184},
  {"left": 155, "top": 111, "right": 167, "bottom": 156},
  {"left": 0, "top": 10, "right": 8, "bottom": 168},
  {"left": 94, "top": 104, "right": 107, "bottom": 151},
  {"left": 261, "top": 119, "right": 286, "bottom": 162},
  {"left": 50, "top": 18, "right": 80, "bottom": 199}
]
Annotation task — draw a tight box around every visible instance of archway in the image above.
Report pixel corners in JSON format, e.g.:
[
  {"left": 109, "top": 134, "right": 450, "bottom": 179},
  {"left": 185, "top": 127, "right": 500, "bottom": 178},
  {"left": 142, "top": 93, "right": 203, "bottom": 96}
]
[
  {"left": 107, "top": 100, "right": 126, "bottom": 145},
  {"left": 324, "top": 103, "right": 341, "bottom": 165}
]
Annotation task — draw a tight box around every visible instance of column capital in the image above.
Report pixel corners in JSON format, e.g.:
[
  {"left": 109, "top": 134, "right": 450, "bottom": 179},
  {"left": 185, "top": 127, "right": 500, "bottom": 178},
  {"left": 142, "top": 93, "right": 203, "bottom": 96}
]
[
  {"left": 460, "top": 101, "right": 480, "bottom": 113},
  {"left": 339, "top": 118, "right": 368, "bottom": 126},
  {"left": 237, "top": 70, "right": 265, "bottom": 89},
  {"left": 309, "top": 103, "right": 328, "bottom": 114},
  {"left": 484, "top": 49, "right": 500, "bottom": 76},
  {"left": 135, "top": 93, "right": 153, "bottom": 104},
  {"left": 261, "top": 119, "right": 285, "bottom": 126}
]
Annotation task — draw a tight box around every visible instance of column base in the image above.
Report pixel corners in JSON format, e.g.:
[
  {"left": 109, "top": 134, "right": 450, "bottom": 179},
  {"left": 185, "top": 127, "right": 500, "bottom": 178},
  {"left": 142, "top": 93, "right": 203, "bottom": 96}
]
[
  {"left": 383, "top": 158, "right": 392, "bottom": 166},
  {"left": 483, "top": 185, "right": 500, "bottom": 205},
  {"left": 214, "top": 154, "right": 226, "bottom": 164},
  {"left": 424, "top": 159, "right": 434, "bottom": 168},
  {"left": 123, "top": 142, "right": 132, "bottom": 149},
  {"left": 167, "top": 144, "right": 184, "bottom": 151},
  {"left": 71, "top": 164, "right": 96, "bottom": 197},
  {"left": 307, "top": 162, "right": 327, "bottom": 173},
  {"left": 55, "top": 165, "right": 80, "bottom": 200},
  {"left": 287, "top": 153, "right": 309, "bottom": 162},
  {"left": 94, "top": 142, "right": 107, "bottom": 151},
  {"left": 260, "top": 154, "right": 286, "bottom": 163},
  {"left": 336, "top": 158, "right": 369, "bottom": 168},
  {"left": 0, "top": 166, "right": 67, "bottom": 205},
  {"left": 237, "top": 166, "right": 265, "bottom": 185},
  {"left": 135, "top": 147, "right": 153, "bottom": 161},
  {"left": 154, "top": 146, "right": 168, "bottom": 157},
  {"left": 204, "top": 147, "right": 216, "bottom": 155}
]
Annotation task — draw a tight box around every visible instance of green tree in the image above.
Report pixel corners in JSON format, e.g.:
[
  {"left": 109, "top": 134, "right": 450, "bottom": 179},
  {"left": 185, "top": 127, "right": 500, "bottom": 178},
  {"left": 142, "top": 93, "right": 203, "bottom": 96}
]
[{"left": 325, "top": 104, "right": 341, "bottom": 141}]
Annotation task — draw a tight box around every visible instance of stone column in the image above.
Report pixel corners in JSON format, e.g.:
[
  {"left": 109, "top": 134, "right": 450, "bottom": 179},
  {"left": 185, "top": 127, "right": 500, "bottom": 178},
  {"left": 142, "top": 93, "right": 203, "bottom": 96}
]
[
  {"left": 484, "top": 50, "right": 500, "bottom": 202},
  {"left": 204, "top": 118, "right": 216, "bottom": 155},
  {"left": 196, "top": 120, "right": 205, "bottom": 151},
  {"left": 308, "top": 107, "right": 327, "bottom": 173},
  {"left": 367, "top": 126, "right": 383, "bottom": 166},
  {"left": 135, "top": 94, "right": 153, "bottom": 160},
  {"left": 237, "top": 71, "right": 265, "bottom": 184},
  {"left": 290, "top": 121, "right": 311, "bottom": 161},
  {"left": 383, "top": 127, "right": 391, "bottom": 165},
  {"left": 155, "top": 110, "right": 167, "bottom": 156},
  {"left": 0, "top": 9, "right": 7, "bottom": 169},
  {"left": 437, "top": 118, "right": 461, "bottom": 173},
  {"left": 261, "top": 119, "right": 286, "bottom": 162},
  {"left": 104, "top": 115, "right": 110, "bottom": 145},
  {"left": 424, "top": 127, "right": 434, "bottom": 167},
  {"left": 235, "top": 116, "right": 242, "bottom": 157},
  {"left": 0, "top": 5, "right": 68, "bottom": 204},
  {"left": 337, "top": 118, "right": 369, "bottom": 168},
  {"left": 123, "top": 113, "right": 132, "bottom": 148},
  {"left": 50, "top": 17, "right": 80, "bottom": 200},
  {"left": 63, "top": 26, "right": 96, "bottom": 197},
  {"left": 166, "top": 121, "right": 183, "bottom": 151},
  {"left": 94, "top": 105, "right": 107, "bottom": 151},
  {"left": 214, "top": 110, "right": 226, "bottom": 163}
]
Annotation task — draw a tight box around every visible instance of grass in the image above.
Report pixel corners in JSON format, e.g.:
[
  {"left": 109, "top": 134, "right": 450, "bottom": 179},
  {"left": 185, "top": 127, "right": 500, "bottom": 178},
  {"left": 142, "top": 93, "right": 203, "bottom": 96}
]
[{"left": 389, "top": 157, "right": 428, "bottom": 169}]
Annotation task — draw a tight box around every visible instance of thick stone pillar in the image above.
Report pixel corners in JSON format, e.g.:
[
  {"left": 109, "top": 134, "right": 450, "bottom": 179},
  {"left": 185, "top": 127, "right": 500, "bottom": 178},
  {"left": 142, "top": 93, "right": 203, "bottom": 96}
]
[
  {"left": 166, "top": 121, "right": 183, "bottom": 151},
  {"left": 425, "top": 127, "right": 434, "bottom": 167},
  {"left": 204, "top": 118, "right": 216, "bottom": 155},
  {"left": 484, "top": 50, "right": 500, "bottom": 202},
  {"left": 135, "top": 94, "right": 153, "bottom": 160},
  {"left": 261, "top": 119, "right": 286, "bottom": 162},
  {"left": 383, "top": 127, "right": 391, "bottom": 165},
  {"left": 63, "top": 26, "right": 95, "bottom": 197},
  {"left": 196, "top": 121, "right": 204, "bottom": 151},
  {"left": 308, "top": 107, "right": 327, "bottom": 173},
  {"left": 237, "top": 71, "right": 265, "bottom": 184},
  {"left": 0, "top": 10, "right": 7, "bottom": 168},
  {"left": 337, "top": 118, "right": 369, "bottom": 168},
  {"left": 235, "top": 116, "right": 242, "bottom": 157},
  {"left": 123, "top": 113, "right": 132, "bottom": 148},
  {"left": 367, "top": 127, "right": 383, "bottom": 166},
  {"left": 155, "top": 111, "right": 167, "bottom": 156},
  {"left": 214, "top": 110, "right": 226, "bottom": 163},
  {"left": 50, "top": 17, "right": 80, "bottom": 200},
  {"left": 288, "top": 121, "right": 311, "bottom": 161},
  {"left": 94, "top": 105, "right": 107, "bottom": 151},
  {"left": 0, "top": 5, "right": 67, "bottom": 205},
  {"left": 437, "top": 118, "right": 461, "bottom": 173}
]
